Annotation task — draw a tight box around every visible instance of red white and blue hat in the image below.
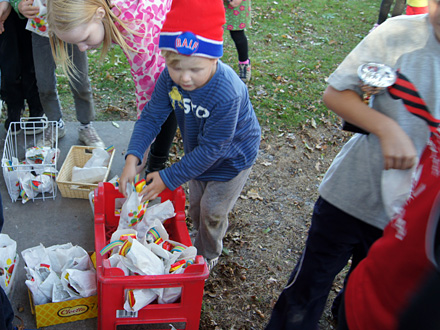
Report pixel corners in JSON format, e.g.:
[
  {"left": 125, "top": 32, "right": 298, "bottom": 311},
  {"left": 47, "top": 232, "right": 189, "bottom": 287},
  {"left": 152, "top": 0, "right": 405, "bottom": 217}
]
[{"left": 159, "top": 0, "right": 226, "bottom": 58}]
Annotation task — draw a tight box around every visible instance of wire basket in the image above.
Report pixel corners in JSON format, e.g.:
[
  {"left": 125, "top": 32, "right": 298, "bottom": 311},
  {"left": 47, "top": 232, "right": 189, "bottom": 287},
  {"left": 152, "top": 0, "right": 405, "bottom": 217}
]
[{"left": 1, "top": 117, "right": 59, "bottom": 202}]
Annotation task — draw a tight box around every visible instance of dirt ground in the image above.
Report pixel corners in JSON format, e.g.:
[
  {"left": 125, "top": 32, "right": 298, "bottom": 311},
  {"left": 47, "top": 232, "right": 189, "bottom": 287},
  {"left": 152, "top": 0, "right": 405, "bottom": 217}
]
[{"left": 188, "top": 119, "right": 353, "bottom": 330}]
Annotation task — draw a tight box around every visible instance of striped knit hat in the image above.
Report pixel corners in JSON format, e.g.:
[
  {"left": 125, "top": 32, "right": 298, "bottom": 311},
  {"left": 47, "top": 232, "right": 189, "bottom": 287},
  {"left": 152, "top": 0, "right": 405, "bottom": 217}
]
[{"left": 159, "top": 0, "right": 226, "bottom": 58}]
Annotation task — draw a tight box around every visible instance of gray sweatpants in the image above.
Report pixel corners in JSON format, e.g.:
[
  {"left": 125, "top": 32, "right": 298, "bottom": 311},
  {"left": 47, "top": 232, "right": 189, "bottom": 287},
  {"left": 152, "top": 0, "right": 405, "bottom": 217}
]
[
  {"left": 32, "top": 33, "right": 95, "bottom": 124},
  {"left": 189, "top": 167, "right": 252, "bottom": 260}
]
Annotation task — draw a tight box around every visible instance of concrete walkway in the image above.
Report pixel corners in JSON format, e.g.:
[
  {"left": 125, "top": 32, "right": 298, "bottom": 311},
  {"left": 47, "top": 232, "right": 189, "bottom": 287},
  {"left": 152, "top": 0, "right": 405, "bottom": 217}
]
[{"left": 1, "top": 121, "right": 135, "bottom": 330}]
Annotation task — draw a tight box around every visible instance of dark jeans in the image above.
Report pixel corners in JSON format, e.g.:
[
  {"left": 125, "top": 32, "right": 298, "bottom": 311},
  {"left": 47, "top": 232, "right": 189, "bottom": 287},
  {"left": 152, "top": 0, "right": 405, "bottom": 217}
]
[
  {"left": 265, "top": 197, "right": 382, "bottom": 330},
  {"left": 0, "top": 10, "right": 43, "bottom": 122}
]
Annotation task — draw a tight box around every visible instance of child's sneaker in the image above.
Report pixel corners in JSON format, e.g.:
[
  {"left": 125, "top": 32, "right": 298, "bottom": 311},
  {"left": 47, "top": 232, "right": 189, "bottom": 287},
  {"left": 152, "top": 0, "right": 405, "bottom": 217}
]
[
  {"left": 78, "top": 123, "right": 105, "bottom": 148},
  {"left": 205, "top": 257, "right": 219, "bottom": 272},
  {"left": 37, "top": 119, "right": 66, "bottom": 148},
  {"left": 4, "top": 118, "right": 22, "bottom": 136},
  {"left": 238, "top": 60, "right": 251, "bottom": 83}
]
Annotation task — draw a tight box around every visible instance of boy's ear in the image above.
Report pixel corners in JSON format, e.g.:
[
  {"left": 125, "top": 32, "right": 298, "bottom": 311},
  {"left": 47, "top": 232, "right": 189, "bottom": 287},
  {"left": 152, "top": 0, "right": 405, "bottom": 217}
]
[{"left": 94, "top": 7, "right": 105, "bottom": 20}]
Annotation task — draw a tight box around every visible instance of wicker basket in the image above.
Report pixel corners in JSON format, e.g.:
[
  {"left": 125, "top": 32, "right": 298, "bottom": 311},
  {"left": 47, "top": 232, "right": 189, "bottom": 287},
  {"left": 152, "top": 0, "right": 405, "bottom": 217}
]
[{"left": 56, "top": 146, "right": 115, "bottom": 199}]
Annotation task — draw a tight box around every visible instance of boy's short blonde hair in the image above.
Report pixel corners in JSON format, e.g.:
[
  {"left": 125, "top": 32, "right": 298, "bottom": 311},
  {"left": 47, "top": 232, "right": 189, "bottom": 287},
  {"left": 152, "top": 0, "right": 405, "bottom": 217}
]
[{"left": 161, "top": 50, "right": 186, "bottom": 67}]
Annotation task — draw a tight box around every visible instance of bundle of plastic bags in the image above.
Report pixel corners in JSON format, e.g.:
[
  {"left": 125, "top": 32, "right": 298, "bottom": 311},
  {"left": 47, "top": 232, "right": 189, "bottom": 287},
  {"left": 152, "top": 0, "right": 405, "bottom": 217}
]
[
  {"left": 0, "top": 234, "right": 19, "bottom": 297},
  {"left": 71, "top": 146, "right": 113, "bottom": 184},
  {"left": 2, "top": 146, "right": 58, "bottom": 203},
  {"left": 21, "top": 243, "right": 96, "bottom": 305},
  {"left": 100, "top": 190, "right": 196, "bottom": 312}
]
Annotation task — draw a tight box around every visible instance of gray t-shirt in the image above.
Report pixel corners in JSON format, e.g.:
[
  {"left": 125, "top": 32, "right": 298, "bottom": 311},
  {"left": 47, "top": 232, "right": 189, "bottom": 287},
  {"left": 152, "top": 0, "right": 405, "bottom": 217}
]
[{"left": 320, "top": 14, "right": 440, "bottom": 229}]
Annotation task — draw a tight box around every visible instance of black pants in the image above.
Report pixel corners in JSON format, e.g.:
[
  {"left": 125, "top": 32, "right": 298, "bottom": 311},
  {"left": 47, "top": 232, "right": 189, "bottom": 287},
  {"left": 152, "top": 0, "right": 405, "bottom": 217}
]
[
  {"left": 265, "top": 197, "right": 382, "bottom": 330},
  {"left": 229, "top": 30, "right": 249, "bottom": 62},
  {"left": 0, "top": 10, "right": 43, "bottom": 122},
  {"left": 377, "top": 0, "right": 406, "bottom": 24}
]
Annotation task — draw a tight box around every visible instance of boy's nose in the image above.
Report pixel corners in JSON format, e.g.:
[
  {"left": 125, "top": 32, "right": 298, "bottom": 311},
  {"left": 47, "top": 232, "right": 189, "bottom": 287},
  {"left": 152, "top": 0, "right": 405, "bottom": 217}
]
[{"left": 181, "top": 72, "right": 191, "bottom": 82}]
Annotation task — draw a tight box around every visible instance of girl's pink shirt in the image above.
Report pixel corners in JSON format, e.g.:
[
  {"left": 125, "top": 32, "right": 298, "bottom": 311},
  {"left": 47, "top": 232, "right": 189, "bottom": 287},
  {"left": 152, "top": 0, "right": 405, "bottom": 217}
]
[{"left": 112, "top": 0, "right": 173, "bottom": 117}]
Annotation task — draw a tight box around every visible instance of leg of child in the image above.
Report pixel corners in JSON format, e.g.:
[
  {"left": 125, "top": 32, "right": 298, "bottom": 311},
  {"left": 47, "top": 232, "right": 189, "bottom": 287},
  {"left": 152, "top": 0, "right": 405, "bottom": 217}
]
[
  {"left": 68, "top": 44, "right": 95, "bottom": 126},
  {"left": 31, "top": 33, "right": 63, "bottom": 122},
  {"left": 19, "top": 19, "right": 43, "bottom": 118},
  {"left": 392, "top": 0, "right": 407, "bottom": 16},
  {"left": 265, "top": 197, "right": 382, "bottom": 330},
  {"left": 229, "top": 30, "right": 249, "bottom": 63},
  {"left": 188, "top": 167, "right": 252, "bottom": 261},
  {"left": 378, "top": 0, "right": 393, "bottom": 24},
  {"left": 230, "top": 30, "right": 251, "bottom": 82}
]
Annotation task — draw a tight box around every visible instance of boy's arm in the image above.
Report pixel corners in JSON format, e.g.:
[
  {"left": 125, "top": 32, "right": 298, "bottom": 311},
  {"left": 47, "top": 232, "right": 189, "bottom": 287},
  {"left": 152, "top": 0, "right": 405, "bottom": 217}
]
[{"left": 323, "top": 86, "right": 417, "bottom": 170}]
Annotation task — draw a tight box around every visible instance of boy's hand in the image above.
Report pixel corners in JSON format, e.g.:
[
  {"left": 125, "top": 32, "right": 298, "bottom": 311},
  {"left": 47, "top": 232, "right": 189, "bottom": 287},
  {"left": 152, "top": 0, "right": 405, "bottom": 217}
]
[
  {"left": 139, "top": 171, "right": 166, "bottom": 203},
  {"left": 118, "top": 155, "right": 140, "bottom": 197},
  {"left": 18, "top": 0, "right": 39, "bottom": 19},
  {"left": 0, "top": 2, "right": 11, "bottom": 34},
  {"left": 377, "top": 124, "right": 417, "bottom": 170},
  {"left": 228, "top": 0, "right": 243, "bottom": 8}
]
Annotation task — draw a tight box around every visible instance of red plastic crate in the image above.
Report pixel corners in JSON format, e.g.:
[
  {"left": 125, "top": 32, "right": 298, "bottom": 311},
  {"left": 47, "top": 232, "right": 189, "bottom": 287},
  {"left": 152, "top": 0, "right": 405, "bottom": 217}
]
[{"left": 94, "top": 182, "right": 209, "bottom": 330}]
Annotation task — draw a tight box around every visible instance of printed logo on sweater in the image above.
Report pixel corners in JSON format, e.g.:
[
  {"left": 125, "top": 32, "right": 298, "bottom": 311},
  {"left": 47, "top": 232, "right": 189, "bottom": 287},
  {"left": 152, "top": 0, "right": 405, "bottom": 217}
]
[
  {"left": 169, "top": 87, "right": 183, "bottom": 110},
  {"left": 169, "top": 87, "right": 210, "bottom": 118}
]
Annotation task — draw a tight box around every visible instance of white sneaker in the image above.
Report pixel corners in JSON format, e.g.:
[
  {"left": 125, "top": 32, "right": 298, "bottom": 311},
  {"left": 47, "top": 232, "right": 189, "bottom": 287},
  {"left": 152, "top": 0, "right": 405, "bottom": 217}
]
[
  {"left": 37, "top": 119, "right": 66, "bottom": 148},
  {"left": 78, "top": 124, "right": 105, "bottom": 148},
  {"left": 205, "top": 257, "right": 219, "bottom": 272}
]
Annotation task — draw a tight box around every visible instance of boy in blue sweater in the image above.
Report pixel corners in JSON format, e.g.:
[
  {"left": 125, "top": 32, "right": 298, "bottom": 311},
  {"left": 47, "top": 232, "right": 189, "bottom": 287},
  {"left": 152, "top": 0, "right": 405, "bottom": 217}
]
[{"left": 119, "top": 0, "right": 261, "bottom": 270}]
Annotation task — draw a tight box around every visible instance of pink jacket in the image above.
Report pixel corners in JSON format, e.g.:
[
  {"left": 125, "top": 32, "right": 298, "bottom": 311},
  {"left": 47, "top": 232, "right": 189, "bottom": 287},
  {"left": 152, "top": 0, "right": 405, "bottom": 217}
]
[{"left": 112, "top": 0, "right": 173, "bottom": 117}]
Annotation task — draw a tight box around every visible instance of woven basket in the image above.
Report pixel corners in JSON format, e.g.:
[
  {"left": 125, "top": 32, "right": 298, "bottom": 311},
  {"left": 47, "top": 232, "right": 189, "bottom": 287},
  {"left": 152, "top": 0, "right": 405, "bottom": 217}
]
[{"left": 56, "top": 146, "right": 115, "bottom": 199}]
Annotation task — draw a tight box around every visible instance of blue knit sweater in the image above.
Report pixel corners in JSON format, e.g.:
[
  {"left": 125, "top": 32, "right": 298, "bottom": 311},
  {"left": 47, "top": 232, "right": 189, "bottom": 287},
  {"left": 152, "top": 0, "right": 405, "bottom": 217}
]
[{"left": 126, "top": 60, "right": 261, "bottom": 191}]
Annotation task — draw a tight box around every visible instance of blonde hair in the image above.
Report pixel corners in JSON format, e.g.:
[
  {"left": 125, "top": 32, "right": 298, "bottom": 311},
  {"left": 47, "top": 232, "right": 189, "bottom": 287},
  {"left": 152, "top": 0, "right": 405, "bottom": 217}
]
[
  {"left": 47, "top": 0, "right": 137, "bottom": 80},
  {"left": 161, "top": 50, "right": 185, "bottom": 67},
  {"left": 161, "top": 50, "right": 218, "bottom": 67}
]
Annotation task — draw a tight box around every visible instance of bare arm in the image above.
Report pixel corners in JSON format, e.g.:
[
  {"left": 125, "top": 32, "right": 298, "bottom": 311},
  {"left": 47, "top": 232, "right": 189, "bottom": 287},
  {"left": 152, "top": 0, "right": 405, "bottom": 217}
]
[
  {"left": 0, "top": 2, "right": 11, "bottom": 34},
  {"left": 323, "top": 86, "right": 417, "bottom": 170}
]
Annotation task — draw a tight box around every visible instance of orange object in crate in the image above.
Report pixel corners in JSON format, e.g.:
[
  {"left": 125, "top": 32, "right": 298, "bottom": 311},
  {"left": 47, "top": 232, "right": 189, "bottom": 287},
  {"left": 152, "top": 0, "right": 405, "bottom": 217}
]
[{"left": 94, "top": 182, "right": 209, "bottom": 330}]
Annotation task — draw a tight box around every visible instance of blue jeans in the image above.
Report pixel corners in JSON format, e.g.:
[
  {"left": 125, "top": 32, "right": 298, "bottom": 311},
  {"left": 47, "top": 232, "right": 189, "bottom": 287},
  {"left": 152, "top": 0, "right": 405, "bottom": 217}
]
[
  {"left": 31, "top": 33, "right": 94, "bottom": 124},
  {"left": 265, "top": 197, "right": 382, "bottom": 330}
]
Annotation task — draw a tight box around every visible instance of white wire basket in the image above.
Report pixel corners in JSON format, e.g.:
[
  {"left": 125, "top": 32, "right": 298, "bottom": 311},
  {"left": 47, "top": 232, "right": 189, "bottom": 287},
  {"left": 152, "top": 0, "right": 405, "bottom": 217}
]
[{"left": 2, "top": 117, "right": 59, "bottom": 202}]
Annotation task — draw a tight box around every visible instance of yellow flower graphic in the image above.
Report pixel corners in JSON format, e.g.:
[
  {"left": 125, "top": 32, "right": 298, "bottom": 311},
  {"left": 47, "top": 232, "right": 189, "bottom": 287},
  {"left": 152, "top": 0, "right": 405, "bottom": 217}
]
[{"left": 169, "top": 87, "right": 183, "bottom": 110}]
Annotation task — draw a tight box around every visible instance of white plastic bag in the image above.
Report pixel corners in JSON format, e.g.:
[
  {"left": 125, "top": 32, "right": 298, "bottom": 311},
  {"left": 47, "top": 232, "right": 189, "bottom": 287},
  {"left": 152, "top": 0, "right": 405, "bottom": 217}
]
[
  {"left": 72, "top": 166, "right": 108, "bottom": 183},
  {"left": 83, "top": 148, "right": 110, "bottom": 168},
  {"left": 121, "top": 239, "right": 165, "bottom": 276},
  {"left": 0, "top": 234, "right": 18, "bottom": 296},
  {"left": 381, "top": 164, "right": 418, "bottom": 219}
]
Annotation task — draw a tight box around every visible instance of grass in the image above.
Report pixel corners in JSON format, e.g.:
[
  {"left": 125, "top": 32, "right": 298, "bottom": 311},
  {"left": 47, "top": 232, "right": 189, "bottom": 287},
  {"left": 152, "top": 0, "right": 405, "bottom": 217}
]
[{"left": 54, "top": 0, "right": 379, "bottom": 130}]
